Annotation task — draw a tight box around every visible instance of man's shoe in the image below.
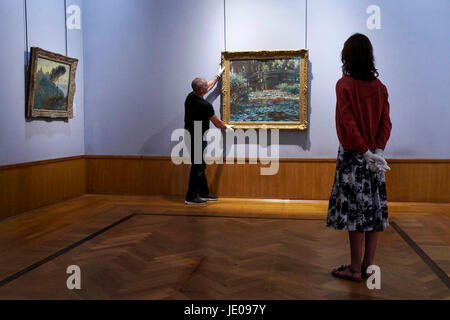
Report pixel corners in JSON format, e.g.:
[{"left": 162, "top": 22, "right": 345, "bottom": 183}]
[
  {"left": 199, "top": 193, "right": 219, "bottom": 201},
  {"left": 185, "top": 196, "right": 207, "bottom": 205}
]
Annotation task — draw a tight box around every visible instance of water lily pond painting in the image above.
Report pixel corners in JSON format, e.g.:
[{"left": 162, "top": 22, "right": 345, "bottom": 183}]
[
  {"left": 221, "top": 50, "right": 309, "bottom": 130},
  {"left": 230, "top": 57, "right": 300, "bottom": 122}
]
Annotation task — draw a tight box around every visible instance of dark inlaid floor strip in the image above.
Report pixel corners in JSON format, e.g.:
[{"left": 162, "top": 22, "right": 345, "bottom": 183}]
[
  {"left": 391, "top": 221, "right": 450, "bottom": 289},
  {"left": 0, "top": 213, "right": 136, "bottom": 288}
]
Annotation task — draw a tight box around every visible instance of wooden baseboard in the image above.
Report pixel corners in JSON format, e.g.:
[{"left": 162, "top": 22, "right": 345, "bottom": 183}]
[
  {"left": 85, "top": 155, "right": 450, "bottom": 203},
  {"left": 0, "top": 156, "right": 86, "bottom": 220}
]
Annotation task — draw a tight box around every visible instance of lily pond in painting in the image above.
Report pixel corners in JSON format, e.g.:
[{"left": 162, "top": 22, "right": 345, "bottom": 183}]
[
  {"left": 33, "top": 58, "right": 70, "bottom": 111},
  {"left": 229, "top": 57, "right": 300, "bottom": 122}
]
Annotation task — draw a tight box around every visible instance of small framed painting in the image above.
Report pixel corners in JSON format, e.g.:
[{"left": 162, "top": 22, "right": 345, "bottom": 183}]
[
  {"left": 221, "top": 49, "right": 309, "bottom": 130},
  {"left": 27, "top": 47, "right": 78, "bottom": 119}
]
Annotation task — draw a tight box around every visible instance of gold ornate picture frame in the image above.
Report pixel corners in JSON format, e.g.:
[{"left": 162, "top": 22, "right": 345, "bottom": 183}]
[
  {"left": 221, "top": 49, "right": 309, "bottom": 130},
  {"left": 27, "top": 47, "right": 78, "bottom": 119}
]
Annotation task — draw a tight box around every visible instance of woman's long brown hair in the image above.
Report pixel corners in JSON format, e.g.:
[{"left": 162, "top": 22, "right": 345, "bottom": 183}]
[{"left": 341, "top": 33, "right": 379, "bottom": 81}]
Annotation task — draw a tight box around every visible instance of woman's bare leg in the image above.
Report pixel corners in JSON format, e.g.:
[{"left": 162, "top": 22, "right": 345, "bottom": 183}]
[
  {"left": 332, "top": 231, "right": 364, "bottom": 279},
  {"left": 362, "top": 231, "right": 380, "bottom": 270},
  {"left": 349, "top": 231, "right": 364, "bottom": 272}
]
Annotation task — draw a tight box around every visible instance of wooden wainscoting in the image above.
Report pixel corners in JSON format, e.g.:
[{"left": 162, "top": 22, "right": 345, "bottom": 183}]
[
  {"left": 86, "top": 156, "right": 450, "bottom": 203},
  {"left": 1, "top": 155, "right": 448, "bottom": 220},
  {"left": 0, "top": 156, "right": 86, "bottom": 220},
  {"left": 385, "top": 159, "right": 450, "bottom": 203},
  {"left": 85, "top": 156, "right": 337, "bottom": 199}
]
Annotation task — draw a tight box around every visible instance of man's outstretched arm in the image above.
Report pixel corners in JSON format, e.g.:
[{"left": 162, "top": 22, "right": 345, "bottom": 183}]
[
  {"left": 209, "top": 114, "right": 227, "bottom": 129},
  {"left": 206, "top": 66, "right": 225, "bottom": 92},
  {"left": 210, "top": 114, "right": 234, "bottom": 132}
]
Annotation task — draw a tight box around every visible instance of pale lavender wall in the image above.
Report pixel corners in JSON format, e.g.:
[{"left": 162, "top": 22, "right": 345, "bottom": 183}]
[
  {"left": 0, "top": 0, "right": 85, "bottom": 166},
  {"left": 83, "top": 0, "right": 225, "bottom": 156},
  {"left": 308, "top": 0, "right": 450, "bottom": 158},
  {"left": 84, "top": 0, "right": 449, "bottom": 159}
]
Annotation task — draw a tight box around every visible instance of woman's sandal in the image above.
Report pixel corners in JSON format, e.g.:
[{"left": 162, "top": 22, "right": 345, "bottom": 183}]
[
  {"left": 331, "top": 265, "right": 363, "bottom": 281},
  {"left": 361, "top": 265, "right": 375, "bottom": 279}
]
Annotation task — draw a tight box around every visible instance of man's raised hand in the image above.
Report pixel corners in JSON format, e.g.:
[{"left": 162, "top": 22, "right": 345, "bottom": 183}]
[{"left": 217, "top": 65, "right": 225, "bottom": 78}]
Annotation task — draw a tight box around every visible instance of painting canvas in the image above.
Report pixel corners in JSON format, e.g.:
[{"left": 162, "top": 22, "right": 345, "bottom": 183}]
[
  {"left": 229, "top": 57, "right": 300, "bottom": 122},
  {"left": 221, "top": 50, "right": 309, "bottom": 130},
  {"left": 27, "top": 47, "right": 78, "bottom": 119}
]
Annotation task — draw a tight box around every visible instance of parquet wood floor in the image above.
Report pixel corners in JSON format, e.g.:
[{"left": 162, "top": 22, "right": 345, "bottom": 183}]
[{"left": 0, "top": 195, "right": 448, "bottom": 299}]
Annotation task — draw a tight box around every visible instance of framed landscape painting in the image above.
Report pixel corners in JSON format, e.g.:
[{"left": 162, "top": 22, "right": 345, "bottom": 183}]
[
  {"left": 221, "top": 49, "right": 309, "bottom": 130},
  {"left": 27, "top": 47, "right": 78, "bottom": 119}
]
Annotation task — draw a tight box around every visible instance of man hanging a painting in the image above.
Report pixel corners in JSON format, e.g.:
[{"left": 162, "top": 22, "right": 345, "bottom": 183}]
[{"left": 184, "top": 66, "right": 234, "bottom": 205}]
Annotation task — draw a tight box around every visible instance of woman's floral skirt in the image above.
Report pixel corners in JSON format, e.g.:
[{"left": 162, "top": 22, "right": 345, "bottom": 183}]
[{"left": 326, "top": 144, "right": 389, "bottom": 232}]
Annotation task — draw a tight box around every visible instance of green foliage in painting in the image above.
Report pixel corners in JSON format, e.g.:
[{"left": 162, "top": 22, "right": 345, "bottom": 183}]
[
  {"left": 276, "top": 83, "right": 299, "bottom": 95},
  {"left": 230, "top": 73, "right": 249, "bottom": 104}
]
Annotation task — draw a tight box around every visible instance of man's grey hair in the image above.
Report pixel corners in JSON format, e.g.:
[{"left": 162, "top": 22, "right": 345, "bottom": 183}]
[{"left": 191, "top": 77, "right": 206, "bottom": 92}]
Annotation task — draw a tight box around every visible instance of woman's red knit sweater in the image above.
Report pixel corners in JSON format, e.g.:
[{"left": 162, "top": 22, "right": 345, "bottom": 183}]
[{"left": 335, "top": 75, "right": 392, "bottom": 154}]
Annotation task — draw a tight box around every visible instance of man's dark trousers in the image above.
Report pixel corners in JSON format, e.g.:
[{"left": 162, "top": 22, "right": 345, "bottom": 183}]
[{"left": 186, "top": 140, "right": 210, "bottom": 200}]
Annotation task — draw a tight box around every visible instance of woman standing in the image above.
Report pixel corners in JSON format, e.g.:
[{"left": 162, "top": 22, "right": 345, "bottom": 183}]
[{"left": 327, "top": 33, "right": 392, "bottom": 281}]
